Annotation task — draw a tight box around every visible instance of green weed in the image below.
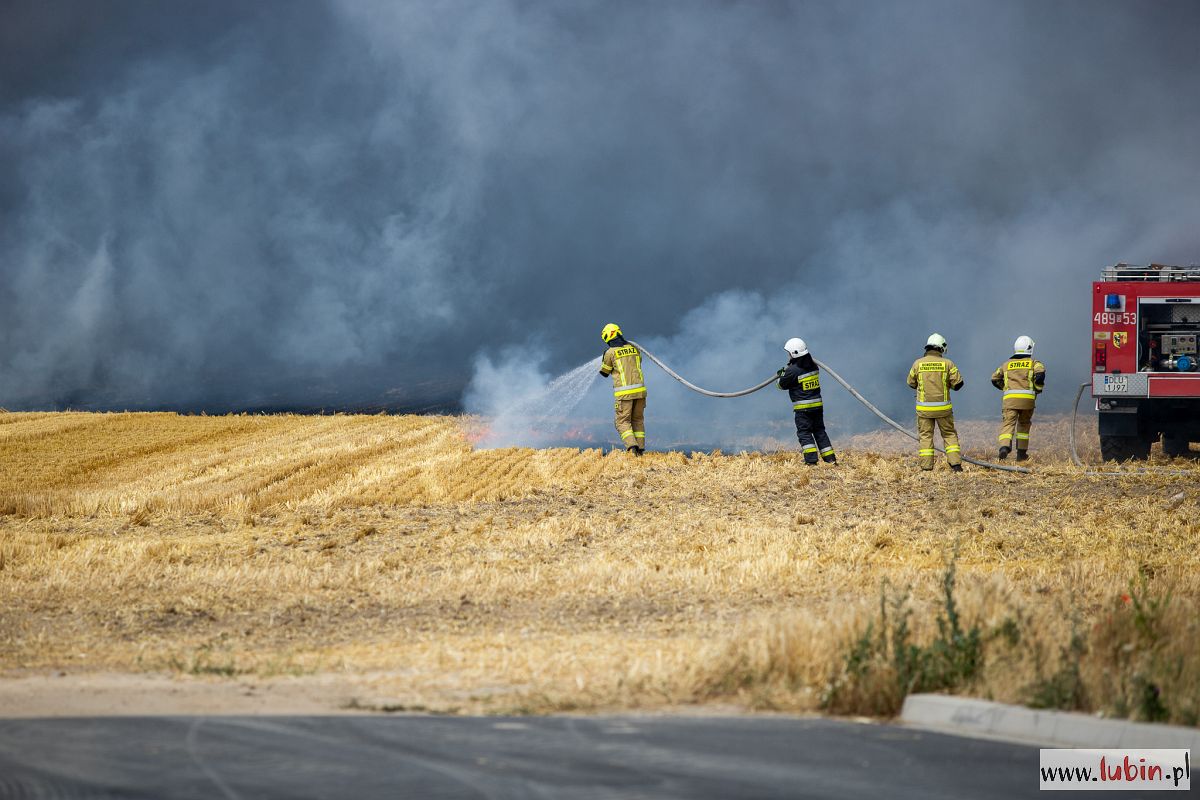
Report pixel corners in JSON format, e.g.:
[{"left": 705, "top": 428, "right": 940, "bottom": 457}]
[{"left": 822, "top": 547, "right": 984, "bottom": 715}]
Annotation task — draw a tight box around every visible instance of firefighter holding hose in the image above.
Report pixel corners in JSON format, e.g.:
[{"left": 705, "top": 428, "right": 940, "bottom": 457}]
[
  {"left": 991, "top": 335, "right": 1045, "bottom": 461},
  {"left": 599, "top": 323, "right": 646, "bottom": 455},
  {"left": 907, "top": 333, "right": 964, "bottom": 472},
  {"left": 777, "top": 338, "right": 836, "bottom": 465}
]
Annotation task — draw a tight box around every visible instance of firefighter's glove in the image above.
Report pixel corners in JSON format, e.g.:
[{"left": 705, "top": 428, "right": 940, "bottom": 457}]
[{"left": 776, "top": 368, "right": 786, "bottom": 377}]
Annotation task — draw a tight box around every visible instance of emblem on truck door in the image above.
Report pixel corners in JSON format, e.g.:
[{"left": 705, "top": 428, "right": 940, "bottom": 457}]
[{"left": 1113, "top": 332, "right": 1128, "bottom": 348}]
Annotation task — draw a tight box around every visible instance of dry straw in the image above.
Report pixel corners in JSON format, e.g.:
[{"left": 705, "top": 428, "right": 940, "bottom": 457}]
[{"left": 0, "top": 410, "right": 1196, "bottom": 720}]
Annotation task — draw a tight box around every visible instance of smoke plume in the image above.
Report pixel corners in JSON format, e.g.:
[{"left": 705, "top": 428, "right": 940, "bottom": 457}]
[{"left": 3, "top": 1, "right": 1199, "bottom": 436}]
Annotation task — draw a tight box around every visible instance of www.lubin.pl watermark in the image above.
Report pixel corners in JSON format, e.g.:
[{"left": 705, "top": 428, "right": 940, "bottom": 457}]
[{"left": 1040, "top": 749, "right": 1190, "bottom": 790}]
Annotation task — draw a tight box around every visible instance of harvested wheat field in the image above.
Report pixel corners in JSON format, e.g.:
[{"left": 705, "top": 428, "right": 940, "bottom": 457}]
[{"left": 0, "top": 410, "right": 1197, "bottom": 723}]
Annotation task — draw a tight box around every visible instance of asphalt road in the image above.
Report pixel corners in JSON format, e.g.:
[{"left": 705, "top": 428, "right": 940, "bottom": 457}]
[{"left": 0, "top": 715, "right": 1042, "bottom": 799}]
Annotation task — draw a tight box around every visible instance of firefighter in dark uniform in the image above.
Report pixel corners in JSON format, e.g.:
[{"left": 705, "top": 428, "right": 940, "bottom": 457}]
[{"left": 777, "top": 337, "right": 836, "bottom": 465}]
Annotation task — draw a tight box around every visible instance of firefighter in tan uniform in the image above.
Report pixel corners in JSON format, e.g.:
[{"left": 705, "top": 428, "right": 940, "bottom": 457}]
[
  {"left": 991, "top": 335, "right": 1046, "bottom": 461},
  {"left": 906, "top": 333, "right": 965, "bottom": 472},
  {"left": 599, "top": 323, "right": 647, "bottom": 455}
]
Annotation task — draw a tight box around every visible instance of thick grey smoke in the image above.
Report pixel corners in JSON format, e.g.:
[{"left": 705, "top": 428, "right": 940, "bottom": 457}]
[{"left": 3, "top": 1, "right": 1199, "bottom": 428}]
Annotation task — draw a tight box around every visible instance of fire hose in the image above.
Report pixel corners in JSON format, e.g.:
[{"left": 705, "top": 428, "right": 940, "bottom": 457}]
[{"left": 629, "top": 341, "right": 1030, "bottom": 474}]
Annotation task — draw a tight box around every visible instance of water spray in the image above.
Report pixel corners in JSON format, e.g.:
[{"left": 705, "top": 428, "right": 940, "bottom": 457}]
[{"left": 474, "top": 357, "right": 602, "bottom": 448}]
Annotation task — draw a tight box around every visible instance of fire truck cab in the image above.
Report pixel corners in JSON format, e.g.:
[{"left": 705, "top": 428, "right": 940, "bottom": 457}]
[{"left": 1093, "top": 264, "right": 1200, "bottom": 460}]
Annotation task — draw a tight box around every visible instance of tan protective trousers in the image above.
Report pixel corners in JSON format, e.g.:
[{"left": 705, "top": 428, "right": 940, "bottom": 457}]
[
  {"left": 615, "top": 397, "right": 646, "bottom": 450},
  {"left": 998, "top": 408, "right": 1034, "bottom": 451},
  {"left": 917, "top": 413, "right": 961, "bottom": 470}
]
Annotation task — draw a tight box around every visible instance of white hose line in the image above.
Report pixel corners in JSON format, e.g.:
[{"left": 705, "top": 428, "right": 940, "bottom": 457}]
[
  {"left": 1069, "top": 382, "right": 1090, "bottom": 470},
  {"left": 628, "top": 341, "right": 778, "bottom": 397},
  {"left": 630, "top": 340, "right": 1029, "bottom": 474},
  {"left": 1069, "top": 381, "right": 1193, "bottom": 476}
]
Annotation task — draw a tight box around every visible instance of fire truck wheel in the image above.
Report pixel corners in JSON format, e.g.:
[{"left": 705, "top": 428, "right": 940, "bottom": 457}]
[
  {"left": 1162, "top": 435, "right": 1191, "bottom": 458},
  {"left": 1100, "top": 434, "right": 1152, "bottom": 462}
]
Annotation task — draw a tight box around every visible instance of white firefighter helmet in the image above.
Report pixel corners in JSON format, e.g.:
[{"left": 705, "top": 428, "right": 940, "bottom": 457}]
[
  {"left": 926, "top": 333, "right": 948, "bottom": 352},
  {"left": 783, "top": 337, "right": 809, "bottom": 358},
  {"left": 1013, "top": 335, "right": 1035, "bottom": 354}
]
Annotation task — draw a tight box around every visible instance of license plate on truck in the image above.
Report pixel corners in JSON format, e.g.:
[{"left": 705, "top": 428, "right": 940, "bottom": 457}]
[{"left": 1103, "top": 375, "right": 1129, "bottom": 393}]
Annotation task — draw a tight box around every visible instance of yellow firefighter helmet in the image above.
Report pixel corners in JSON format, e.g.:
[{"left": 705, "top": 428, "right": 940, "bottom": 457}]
[{"left": 601, "top": 323, "right": 622, "bottom": 343}]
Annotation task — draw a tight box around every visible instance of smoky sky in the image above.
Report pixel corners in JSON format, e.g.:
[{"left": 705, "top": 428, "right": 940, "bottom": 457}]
[{"left": 3, "top": 1, "right": 1200, "bottom": 421}]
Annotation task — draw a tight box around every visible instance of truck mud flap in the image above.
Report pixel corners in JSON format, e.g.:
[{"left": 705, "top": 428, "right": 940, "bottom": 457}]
[{"left": 1098, "top": 409, "right": 1140, "bottom": 437}]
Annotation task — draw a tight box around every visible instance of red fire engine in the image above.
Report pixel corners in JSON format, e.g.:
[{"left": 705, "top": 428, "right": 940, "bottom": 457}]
[{"left": 1093, "top": 264, "right": 1200, "bottom": 460}]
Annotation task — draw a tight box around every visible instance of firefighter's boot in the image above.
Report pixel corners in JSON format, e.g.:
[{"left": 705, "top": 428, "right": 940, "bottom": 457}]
[
  {"left": 1015, "top": 450, "right": 1028, "bottom": 462},
  {"left": 950, "top": 464, "right": 964, "bottom": 472},
  {"left": 998, "top": 446, "right": 1011, "bottom": 460}
]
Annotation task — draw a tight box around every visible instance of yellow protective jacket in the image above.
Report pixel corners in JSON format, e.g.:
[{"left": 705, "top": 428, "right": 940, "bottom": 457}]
[
  {"left": 990, "top": 355, "right": 1046, "bottom": 411},
  {"left": 600, "top": 339, "right": 647, "bottom": 400},
  {"left": 907, "top": 351, "right": 963, "bottom": 418}
]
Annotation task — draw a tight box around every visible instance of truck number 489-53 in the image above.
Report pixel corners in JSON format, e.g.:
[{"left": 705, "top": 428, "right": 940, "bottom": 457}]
[{"left": 1093, "top": 311, "right": 1136, "bottom": 326}]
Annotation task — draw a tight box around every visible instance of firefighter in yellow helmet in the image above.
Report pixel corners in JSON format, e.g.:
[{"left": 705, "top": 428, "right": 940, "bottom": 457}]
[
  {"left": 599, "top": 323, "right": 647, "bottom": 455},
  {"left": 991, "top": 335, "right": 1046, "bottom": 461},
  {"left": 906, "top": 333, "right": 965, "bottom": 472}
]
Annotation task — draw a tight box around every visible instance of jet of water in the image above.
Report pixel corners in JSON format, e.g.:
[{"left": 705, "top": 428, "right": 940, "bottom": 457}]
[{"left": 475, "top": 357, "right": 603, "bottom": 448}]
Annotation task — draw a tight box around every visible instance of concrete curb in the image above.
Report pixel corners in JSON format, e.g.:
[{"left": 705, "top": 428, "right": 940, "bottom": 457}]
[{"left": 901, "top": 694, "right": 1200, "bottom": 749}]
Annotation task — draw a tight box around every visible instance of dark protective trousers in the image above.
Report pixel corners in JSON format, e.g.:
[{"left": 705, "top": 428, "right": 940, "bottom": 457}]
[{"left": 794, "top": 408, "right": 835, "bottom": 464}]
